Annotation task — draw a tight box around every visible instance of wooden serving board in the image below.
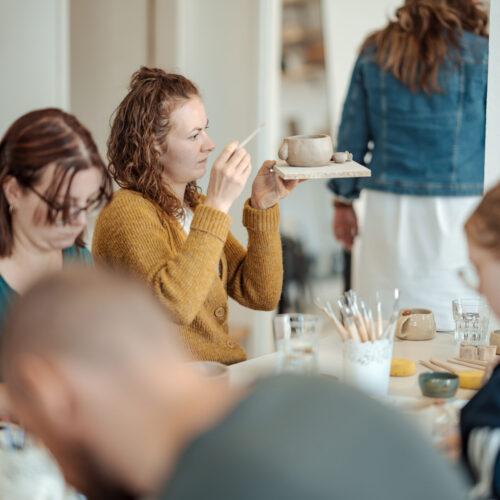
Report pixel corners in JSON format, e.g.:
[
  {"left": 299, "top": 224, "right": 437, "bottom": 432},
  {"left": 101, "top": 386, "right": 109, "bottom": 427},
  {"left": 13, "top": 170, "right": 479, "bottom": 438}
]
[{"left": 273, "top": 159, "right": 371, "bottom": 180}]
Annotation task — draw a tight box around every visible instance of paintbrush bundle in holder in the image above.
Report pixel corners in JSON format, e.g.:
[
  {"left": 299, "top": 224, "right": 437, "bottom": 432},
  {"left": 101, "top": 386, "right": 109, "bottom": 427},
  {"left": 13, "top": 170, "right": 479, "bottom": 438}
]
[
  {"left": 315, "top": 288, "right": 400, "bottom": 344},
  {"left": 315, "top": 289, "right": 399, "bottom": 396}
]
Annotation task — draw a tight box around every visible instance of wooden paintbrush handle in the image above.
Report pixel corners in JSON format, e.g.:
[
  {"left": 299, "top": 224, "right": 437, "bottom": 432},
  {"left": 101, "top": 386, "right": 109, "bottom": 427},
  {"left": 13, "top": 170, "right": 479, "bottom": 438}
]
[
  {"left": 454, "top": 357, "right": 488, "bottom": 367},
  {"left": 448, "top": 359, "right": 485, "bottom": 371},
  {"left": 332, "top": 318, "right": 348, "bottom": 342},
  {"left": 419, "top": 360, "right": 438, "bottom": 371},
  {"left": 430, "top": 358, "right": 457, "bottom": 374}
]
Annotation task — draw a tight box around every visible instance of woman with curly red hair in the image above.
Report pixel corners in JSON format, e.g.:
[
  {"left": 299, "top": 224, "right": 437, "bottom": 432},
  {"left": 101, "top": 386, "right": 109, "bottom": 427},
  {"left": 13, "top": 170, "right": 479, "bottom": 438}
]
[{"left": 93, "top": 67, "right": 300, "bottom": 364}]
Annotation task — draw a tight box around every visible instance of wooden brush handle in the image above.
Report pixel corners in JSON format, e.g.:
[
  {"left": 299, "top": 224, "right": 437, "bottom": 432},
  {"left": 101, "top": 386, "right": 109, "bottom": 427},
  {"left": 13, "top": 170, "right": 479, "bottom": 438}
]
[
  {"left": 430, "top": 358, "right": 457, "bottom": 374},
  {"left": 454, "top": 357, "right": 488, "bottom": 367},
  {"left": 449, "top": 359, "right": 486, "bottom": 371},
  {"left": 332, "top": 318, "right": 348, "bottom": 342},
  {"left": 419, "top": 360, "right": 439, "bottom": 371}
]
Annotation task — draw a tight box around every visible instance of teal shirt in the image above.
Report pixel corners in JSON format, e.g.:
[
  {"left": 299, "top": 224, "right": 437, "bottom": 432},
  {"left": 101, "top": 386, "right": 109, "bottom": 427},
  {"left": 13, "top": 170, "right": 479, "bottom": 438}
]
[{"left": 0, "top": 245, "right": 92, "bottom": 333}]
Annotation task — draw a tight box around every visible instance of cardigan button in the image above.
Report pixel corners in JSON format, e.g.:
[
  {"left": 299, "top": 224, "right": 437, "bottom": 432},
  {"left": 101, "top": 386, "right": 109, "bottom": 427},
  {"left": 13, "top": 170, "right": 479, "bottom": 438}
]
[
  {"left": 214, "top": 306, "right": 226, "bottom": 319},
  {"left": 226, "top": 340, "right": 236, "bottom": 348}
]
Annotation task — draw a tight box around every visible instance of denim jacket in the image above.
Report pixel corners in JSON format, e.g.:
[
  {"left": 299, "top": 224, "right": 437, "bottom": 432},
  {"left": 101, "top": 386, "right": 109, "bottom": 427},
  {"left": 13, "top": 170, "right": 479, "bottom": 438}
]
[{"left": 328, "top": 31, "right": 488, "bottom": 200}]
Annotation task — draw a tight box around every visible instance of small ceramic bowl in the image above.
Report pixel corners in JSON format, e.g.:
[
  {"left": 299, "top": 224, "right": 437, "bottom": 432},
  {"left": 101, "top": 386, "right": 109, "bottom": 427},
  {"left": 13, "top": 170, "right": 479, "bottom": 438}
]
[{"left": 419, "top": 372, "right": 459, "bottom": 398}]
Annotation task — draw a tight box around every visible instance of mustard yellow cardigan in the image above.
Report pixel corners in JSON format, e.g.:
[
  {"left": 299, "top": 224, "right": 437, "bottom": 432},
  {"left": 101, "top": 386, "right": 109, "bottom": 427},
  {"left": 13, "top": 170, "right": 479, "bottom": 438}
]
[{"left": 92, "top": 189, "right": 283, "bottom": 364}]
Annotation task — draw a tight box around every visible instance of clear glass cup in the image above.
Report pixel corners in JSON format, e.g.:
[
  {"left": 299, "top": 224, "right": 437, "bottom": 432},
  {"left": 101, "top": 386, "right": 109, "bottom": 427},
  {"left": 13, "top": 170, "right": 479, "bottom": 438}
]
[
  {"left": 273, "top": 314, "right": 320, "bottom": 374},
  {"left": 452, "top": 298, "right": 490, "bottom": 346}
]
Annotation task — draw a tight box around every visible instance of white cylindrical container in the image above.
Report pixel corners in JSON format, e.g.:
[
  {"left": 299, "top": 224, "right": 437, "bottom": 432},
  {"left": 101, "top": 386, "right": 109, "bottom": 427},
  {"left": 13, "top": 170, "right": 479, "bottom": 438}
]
[{"left": 342, "top": 339, "right": 394, "bottom": 396}]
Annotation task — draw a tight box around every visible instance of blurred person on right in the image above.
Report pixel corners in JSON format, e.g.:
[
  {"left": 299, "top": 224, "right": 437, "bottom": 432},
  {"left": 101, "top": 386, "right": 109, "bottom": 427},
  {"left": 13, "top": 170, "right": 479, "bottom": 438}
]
[
  {"left": 328, "top": 0, "right": 488, "bottom": 329},
  {"left": 1, "top": 267, "right": 469, "bottom": 500},
  {"left": 457, "top": 182, "right": 500, "bottom": 499}
]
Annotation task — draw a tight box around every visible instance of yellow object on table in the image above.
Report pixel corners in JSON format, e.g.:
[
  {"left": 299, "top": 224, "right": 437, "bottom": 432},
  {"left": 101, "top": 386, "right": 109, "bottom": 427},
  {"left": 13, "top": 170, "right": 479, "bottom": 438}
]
[
  {"left": 391, "top": 359, "right": 416, "bottom": 377},
  {"left": 457, "top": 370, "right": 483, "bottom": 390}
]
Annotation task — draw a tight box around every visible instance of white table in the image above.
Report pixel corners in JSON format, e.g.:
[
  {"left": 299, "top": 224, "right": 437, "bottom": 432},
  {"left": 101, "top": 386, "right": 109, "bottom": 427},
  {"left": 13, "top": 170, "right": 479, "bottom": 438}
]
[{"left": 229, "top": 330, "right": 478, "bottom": 400}]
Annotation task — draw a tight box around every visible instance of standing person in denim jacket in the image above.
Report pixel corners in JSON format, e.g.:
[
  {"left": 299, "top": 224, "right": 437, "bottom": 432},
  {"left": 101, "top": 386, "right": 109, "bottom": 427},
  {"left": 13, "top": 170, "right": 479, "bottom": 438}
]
[{"left": 328, "top": 0, "right": 488, "bottom": 329}]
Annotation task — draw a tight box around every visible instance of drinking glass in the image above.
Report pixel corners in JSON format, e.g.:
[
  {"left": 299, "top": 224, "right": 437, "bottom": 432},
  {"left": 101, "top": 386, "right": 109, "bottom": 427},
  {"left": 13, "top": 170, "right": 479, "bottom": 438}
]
[
  {"left": 452, "top": 298, "right": 490, "bottom": 346},
  {"left": 273, "top": 314, "right": 319, "bottom": 374}
]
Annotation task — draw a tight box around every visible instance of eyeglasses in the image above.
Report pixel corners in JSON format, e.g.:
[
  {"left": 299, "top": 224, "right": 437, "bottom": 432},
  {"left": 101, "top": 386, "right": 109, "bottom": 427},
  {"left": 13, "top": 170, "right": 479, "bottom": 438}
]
[
  {"left": 27, "top": 185, "right": 105, "bottom": 225},
  {"left": 0, "top": 423, "right": 25, "bottom": 451},
  {"left": 457, "top": 266, "right": 480, "bottom": 292}
]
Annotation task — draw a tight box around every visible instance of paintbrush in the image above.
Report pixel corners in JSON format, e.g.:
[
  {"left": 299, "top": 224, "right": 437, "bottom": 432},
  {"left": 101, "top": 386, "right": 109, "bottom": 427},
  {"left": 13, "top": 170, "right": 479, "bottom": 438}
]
[{"left": 235, "top": 123, "right": 265, "bottom": 151}]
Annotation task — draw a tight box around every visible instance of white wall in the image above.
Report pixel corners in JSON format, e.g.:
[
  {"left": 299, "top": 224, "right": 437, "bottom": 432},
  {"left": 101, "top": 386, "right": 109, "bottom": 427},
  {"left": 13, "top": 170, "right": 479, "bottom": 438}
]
[
  {"left": 0, "top": 0, "right": 69, "bottom": 136},
  {"left": 322, "top": 0, "right": 400, "bottom": 138},
  {"left": 70, "top": 0, "right": 150, "bottom": 159}
]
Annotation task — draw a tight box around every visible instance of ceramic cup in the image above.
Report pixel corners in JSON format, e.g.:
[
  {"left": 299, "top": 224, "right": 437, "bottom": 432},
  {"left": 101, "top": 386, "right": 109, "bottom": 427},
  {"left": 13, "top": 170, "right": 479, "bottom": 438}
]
[
  {"left": 395, "top": 308, "right": 436, "bottom": 341},
  {"left": 332, "top": 151, "right": 353, "bottom": 163},
  {"left": 278, "top": 134, "right": 333, "bottom": 167},
  {"left": 490, "top": 330, "right": 500, "bottom": 354}
]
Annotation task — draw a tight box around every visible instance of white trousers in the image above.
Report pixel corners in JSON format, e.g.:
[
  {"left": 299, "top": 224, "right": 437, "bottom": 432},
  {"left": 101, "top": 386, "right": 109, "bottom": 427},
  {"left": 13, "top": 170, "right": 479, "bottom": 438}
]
[{"left": 353, "top": 190, "right": 481, "bottom": 331}]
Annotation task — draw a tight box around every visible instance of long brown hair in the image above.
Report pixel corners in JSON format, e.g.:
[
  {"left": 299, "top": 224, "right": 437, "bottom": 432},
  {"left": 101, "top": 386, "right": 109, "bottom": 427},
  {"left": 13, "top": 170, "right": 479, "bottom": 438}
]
[
  {"left": 361, "top": 0, "right": 489, "bottom": 93},
  {"left": 108, "top": 67, "right": 202, "bottom": 218},
  {"left": 465, "top": 182, "right": 500, "bottom": 257},
  {"left": 0, "top": 108, "right": 113, "bottom": 257}
]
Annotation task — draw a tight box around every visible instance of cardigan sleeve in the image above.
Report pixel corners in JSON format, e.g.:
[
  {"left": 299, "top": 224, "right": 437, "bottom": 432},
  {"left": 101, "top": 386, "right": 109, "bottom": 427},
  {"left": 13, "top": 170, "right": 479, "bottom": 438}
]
[
  {"left": 92, "top": 192, "right": 232, "bottom": 326},
  {"left": 223, "top": 199, "right": 283, "bottom": 311}
]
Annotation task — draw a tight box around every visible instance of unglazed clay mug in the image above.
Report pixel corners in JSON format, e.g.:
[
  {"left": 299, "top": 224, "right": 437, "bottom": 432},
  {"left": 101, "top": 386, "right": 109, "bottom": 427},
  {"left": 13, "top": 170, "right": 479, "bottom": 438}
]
[
  {"left": 278, "top": 134, "right": 333, "bottom": 167},
  {"left": 490, "top": 330, "right": 500, "bottom": 354},
  {"left": 395, "top": 308, "right": 436, "bottom": 341}
]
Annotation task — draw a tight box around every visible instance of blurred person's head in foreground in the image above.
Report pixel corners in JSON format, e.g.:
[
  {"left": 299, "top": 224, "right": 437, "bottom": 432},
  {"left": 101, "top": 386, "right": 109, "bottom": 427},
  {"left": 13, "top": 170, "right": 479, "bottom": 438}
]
[
  {"left": 465, "top": 182, "right": 500, "bottom": 316},
  {"left": 0, "top": 267, "right": 239, "bottom": 500},
  {"left": 1, "top": 268, "right": 468, "bottom": 500}
]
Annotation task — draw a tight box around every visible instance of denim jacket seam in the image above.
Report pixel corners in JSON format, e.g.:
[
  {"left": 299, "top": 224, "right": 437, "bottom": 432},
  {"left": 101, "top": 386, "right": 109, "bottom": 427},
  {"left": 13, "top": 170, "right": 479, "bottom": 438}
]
[
  {"left": 380, "top": 70, "right": 388, "bottom": 180},
  {"left": 451, "top": 62, "right": 465, "bottom": 183}
]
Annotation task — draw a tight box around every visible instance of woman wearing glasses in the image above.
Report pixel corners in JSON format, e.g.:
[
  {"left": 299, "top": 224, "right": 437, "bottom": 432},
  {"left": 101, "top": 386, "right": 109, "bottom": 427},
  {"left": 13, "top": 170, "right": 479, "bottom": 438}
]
[
  {"left": 0, "top": 108, "right": 112, "bottom": 327},
  {"left": 0, "top": 108, "right": 111, "bottom": 420}
]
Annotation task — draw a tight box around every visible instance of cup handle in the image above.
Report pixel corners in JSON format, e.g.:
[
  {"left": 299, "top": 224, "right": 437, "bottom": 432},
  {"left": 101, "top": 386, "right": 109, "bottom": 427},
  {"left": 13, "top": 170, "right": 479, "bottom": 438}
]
[
  {"left": 397, "top": 316, "right": 412, "bottom": 339},
  {"left": 278, "top": 141, "right": 288, "bottom": 161}
]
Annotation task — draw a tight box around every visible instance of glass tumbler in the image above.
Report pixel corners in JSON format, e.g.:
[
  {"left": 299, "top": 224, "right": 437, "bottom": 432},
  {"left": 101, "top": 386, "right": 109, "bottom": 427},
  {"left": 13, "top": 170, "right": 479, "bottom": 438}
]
[
  {"left": 452, "top": 298, "right": 490, "bottom": 346},
  {"left": 273, "top": 314, "right": 320, "bottom": 374}
]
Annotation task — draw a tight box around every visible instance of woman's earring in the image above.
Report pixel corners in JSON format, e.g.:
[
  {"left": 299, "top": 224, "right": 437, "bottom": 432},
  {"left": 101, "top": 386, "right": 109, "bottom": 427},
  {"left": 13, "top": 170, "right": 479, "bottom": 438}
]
[{"left": 8, "top": 205, "right": 14, "bottom": 214}]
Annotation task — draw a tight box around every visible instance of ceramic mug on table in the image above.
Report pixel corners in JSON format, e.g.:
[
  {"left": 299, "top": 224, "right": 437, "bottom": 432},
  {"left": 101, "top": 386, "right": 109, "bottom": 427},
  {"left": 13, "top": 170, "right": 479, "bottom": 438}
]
[{"left": 395, "top": 308, "right": 436, "bottom": 341}]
